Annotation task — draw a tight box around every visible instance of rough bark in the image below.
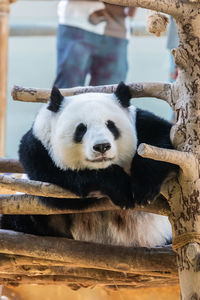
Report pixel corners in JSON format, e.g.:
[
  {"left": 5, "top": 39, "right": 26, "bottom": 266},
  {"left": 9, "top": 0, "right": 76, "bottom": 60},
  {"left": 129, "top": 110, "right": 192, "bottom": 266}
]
[
  {"left": 0, "top": 193, "right": 170, "bottom": 216},
  {"left": 146, "top": 12, "right": 169, "bottom": 37},
  {"left": 99, "top": 0, "right": 188, "bottom": 16},
  {"left": 0, "top": 259, "right": 178, "bottom": 287},
  {"left": 0, "top": 174, "right": 79, "bottom": 199},
  {"left": 0, "top": 254, "right": 75, "bottom": 268},
  {"left": 0, "top": 253, "right": 176, "bottom": 279},
  {"left": 100, "top": 0, "right": 200, "bottom": 298},
  {"left": 0, "top": 158, "right": 24, "bottom": 173},
  {"left": 0, "top": 274, "right": 178, "bottom": 288},
  {"left": 11, "top": 82, "right": 172, "bottom": 105},
  {"left": 0, "top": 264, "right": 176, "bottom": 279},
  {"left": 0, "top": 230, "right": 177, "bottom": 277}
]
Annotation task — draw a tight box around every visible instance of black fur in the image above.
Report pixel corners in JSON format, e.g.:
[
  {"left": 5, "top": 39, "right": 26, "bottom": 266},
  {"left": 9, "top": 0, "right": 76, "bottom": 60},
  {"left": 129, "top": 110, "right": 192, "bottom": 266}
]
[
  {"left": 1, "top": 129, "right": 133, "bottom": 235},
  {"left": 106, "top": 120, "right": 120, "bottom": 140},
  {"left": 0, "top": 214, "right": 73, "bottom": 238},
  {"left": 74, "top": 123, "right": 87, "bottom": 143},
  {"left": 1, "top": 88, "right": 178, "bottom": 236},
  {"left": 115, "top": 82, "right": 132, "bottom": 108},
  {"left": 131, "top": 109, "right": 179, "bottom": 205},
  {"left": 47, "top": 86, "right": 64, "bottom": 113},
  {"left": 18, "top": 129, "right": 133, "bottom": 209}
]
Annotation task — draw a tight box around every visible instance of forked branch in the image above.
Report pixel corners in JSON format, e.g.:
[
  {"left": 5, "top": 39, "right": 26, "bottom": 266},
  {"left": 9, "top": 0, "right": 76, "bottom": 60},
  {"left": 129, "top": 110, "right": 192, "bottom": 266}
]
[
  {"left": 102, "top": 0, "right": 184, "bottom": 17},
  {"left": 137, "top": 143, "right": 198, "bottom": 181}
]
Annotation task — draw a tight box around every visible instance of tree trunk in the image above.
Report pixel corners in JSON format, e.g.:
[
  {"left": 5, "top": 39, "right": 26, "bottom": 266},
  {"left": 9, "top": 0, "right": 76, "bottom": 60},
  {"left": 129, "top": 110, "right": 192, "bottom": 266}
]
[{"left": 104, "top": 0, "right": 200, "bottom": 298}]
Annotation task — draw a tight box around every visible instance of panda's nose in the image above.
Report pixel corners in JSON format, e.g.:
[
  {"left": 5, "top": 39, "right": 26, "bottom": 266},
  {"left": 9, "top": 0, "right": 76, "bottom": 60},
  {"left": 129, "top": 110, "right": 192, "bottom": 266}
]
[{"left": 93, "top": 143, "right": 111, "bottom": 154}]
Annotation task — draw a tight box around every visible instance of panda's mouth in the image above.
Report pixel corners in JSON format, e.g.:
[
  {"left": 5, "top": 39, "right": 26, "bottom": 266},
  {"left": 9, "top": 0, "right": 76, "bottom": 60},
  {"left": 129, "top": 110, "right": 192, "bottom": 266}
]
[{"left": 86, "top": 157, "right": 114, "bottom": 163}]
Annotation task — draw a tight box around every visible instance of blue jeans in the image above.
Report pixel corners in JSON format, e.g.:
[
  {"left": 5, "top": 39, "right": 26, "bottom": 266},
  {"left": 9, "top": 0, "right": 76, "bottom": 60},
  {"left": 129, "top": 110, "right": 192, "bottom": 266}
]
[
  {"left": 169, "top": 52, "right": 178, "bottom": 82},
  {"left": 54, "top": 25, "right": 128, "bottom": 88}
]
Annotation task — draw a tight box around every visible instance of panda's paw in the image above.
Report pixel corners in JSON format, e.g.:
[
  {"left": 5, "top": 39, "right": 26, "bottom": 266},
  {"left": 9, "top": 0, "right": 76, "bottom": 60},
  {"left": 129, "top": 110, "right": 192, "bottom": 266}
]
[
  {"left": 110, "top": 190, "right": 134, "bottom": 209},
  {"left": 132, "top": 183, "right": 160, "bottom": 206}
]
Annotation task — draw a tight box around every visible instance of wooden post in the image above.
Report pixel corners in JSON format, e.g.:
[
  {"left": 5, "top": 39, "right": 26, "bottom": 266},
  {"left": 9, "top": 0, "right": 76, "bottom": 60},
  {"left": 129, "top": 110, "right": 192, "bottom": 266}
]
[
  {"left": 102, "top": 0, "right": 200, "bottom": 298},
  {"left": 0, "top": 0, "right": 16, "bottom": 156}
]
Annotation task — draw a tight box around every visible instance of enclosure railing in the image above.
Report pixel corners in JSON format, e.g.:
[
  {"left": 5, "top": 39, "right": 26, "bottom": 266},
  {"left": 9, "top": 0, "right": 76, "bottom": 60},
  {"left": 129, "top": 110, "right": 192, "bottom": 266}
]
[{"left": 0, "top": 156, "right": 178, "bottom": 288}]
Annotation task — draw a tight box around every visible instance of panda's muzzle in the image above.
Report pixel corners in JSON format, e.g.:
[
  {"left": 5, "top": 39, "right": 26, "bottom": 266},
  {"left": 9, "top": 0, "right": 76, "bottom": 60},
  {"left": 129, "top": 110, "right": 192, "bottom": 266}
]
[
  {"left": 86, "top": 142, "right": 113, "bottom": 163},
  {"left": 93, "top": 143, "right": 111, "bottom": 154},
  {"left": 87, "top": 157, "right": 113, "bottom": 163}
]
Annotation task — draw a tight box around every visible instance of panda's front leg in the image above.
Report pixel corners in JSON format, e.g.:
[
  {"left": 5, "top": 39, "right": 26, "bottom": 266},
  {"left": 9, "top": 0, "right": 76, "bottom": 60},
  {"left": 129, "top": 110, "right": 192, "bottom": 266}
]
[
  {"left": 130, "top": 153, "right": 178, "bottom": 206},
  {"left": 76, "top": 165, "right": 134, "bottom": 209}
]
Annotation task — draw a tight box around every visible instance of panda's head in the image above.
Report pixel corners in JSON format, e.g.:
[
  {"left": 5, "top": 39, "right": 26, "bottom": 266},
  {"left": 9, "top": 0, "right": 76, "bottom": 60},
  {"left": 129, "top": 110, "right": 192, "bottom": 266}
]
[{"left": 33, "top": 82, "right": 137, "bottom": 171}]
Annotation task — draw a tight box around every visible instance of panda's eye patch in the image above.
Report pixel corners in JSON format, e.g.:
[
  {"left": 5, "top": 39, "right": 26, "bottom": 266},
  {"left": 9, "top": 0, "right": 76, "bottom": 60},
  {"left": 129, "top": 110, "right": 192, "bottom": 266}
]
[
  {"left": 106, "top": 120, "right": 120, "bottom": 139},
  {"left": 74, "top": 123, "right": 87, "bottom": 143}
]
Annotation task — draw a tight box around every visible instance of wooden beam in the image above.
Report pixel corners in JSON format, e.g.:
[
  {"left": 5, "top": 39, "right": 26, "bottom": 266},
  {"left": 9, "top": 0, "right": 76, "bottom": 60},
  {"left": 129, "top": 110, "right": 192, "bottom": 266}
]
[
  {"left": 0, "top": 158, "right": 24, "bottom": 173},
  {"left": 0, "top": 230, "right": 178, "bottom": 276},
  {"left": 0, "top": 1, "right": 10, "bottom": 156},
  {"left": 11, "top": 82, "right": 172, "bottom": 104},
  {"left": 0, "top": 274, "right": 178, "bottom": 288}
]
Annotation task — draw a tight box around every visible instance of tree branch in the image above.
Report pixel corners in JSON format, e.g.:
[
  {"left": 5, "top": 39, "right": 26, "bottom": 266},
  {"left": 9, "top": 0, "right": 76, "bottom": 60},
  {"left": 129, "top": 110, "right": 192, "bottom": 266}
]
[
  {"left": 0, "top": 174, "right": 79, "bottom": 199},
  {"left": 0, "top": 193, "right": 170, "bottom": 216},
  {"left": 0, "top": 253, "right": 175, "bottom": 278},
  {"left": 102, "top": 0, "right": 184, "bottom": 17},
  {"left": 0, "top": 230, "right": 177, "bottom": 276},
  {"left": 129, "top": 82, "right": 172, "bottom": 105},
  {"left": 12, "top": 82, "right": 172, "bottom": 105},
  {"left": 146, "top": 12, "right": 169, "bottom": 37},
  {"left": 0, "top": 274, "right": 178, "bottom": 288},
  {"left": 137, "top": 143, "right": 198, "bottom": 181},
  {"left": 0, "top": 158, "right": 24, "bottom": 173},
  {"left": 0, "top": 253, "right": 74, "bottom": 268},
  {"left": 0, "top": 264, "right": 176, "bottom": 280}
]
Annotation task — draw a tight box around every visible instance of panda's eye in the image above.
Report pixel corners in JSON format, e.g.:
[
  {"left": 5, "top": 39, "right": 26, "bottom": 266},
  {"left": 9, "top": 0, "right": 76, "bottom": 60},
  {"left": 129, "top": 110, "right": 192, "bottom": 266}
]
[
  {"left": 74, "top": 123, "right": 87, "bottom": 143},
  {"left": 106, "top": 120, "right": 120, "bottom": 140}
]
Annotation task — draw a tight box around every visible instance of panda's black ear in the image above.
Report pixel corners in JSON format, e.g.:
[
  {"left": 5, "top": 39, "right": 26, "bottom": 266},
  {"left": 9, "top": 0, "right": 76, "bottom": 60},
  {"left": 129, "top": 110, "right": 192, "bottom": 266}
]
[
  {"left": 47, "top": 86, "right": 64, "bottom": 113},
  {"left": 114, "top": 82, "right": 132, "bottom": 108}
]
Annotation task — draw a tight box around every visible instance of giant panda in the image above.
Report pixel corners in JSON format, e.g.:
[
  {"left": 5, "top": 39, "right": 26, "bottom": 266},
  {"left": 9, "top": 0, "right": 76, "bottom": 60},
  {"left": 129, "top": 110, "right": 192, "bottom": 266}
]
[{"left": 1, "top": 83, "right": 178, "bottom": 247}]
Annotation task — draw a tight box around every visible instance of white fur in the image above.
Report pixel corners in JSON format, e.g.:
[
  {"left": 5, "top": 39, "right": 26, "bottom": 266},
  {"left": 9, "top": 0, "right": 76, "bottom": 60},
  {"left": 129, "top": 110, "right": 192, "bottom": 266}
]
[
  {"left": 33, "top": 93, "right": 137, "bottom": 172},
  {"left": 33, "top": 92, "right": 172, "bottom": 247},
  {"left": 71, "top": 211, "right": 172, "bottom": 247}
]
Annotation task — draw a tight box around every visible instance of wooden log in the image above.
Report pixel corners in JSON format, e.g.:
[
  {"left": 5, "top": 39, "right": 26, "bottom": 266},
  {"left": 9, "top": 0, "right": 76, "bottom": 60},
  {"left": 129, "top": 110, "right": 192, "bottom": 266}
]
[
  {"left": 0, "top": 265, "right": 177, "bottom": 279},
  {"left": 0, "top": 262, "right": 177, "bottom": 279},
  {"left": 0, "top": 230, "right": 177, "bottom": 276},
  {"left": 0, "top": 171, "right": 171, "bottom": 215},
  {"left": 0, "top": 1, "right": 9, "bottom": 156},
  {"left": 0, "top": 174, "right": 79, "bottom": 198},
  {"left": 0, "top": 253, "right": 176, "bottom": 278},
  {"left": 0, "top": 274, "right": 178, "bottom": 288},
  {"left": 0, "top": 158, "right": 24, "bottom": 173},
  {"left": 0, "top": 194, "right": 115, "bottom": 215},
  {"left": 0, "top": 193, "right": 170, "bottom": 216},
  {"left": 0, "top": 253, "right": 74, "bottom": 268},
  {"left": 11, "top": 82, "right": 172, "bottom": 104}
]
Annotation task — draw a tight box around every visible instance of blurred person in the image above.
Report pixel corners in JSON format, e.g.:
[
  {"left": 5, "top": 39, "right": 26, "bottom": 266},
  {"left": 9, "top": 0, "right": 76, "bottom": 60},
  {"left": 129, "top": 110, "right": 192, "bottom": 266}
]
[
  {"left": 167, "top": 16, "right": 179, "bottom": 82},
  {"left": 54, "top": 1, "right": 137, "bottom": 88}
]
